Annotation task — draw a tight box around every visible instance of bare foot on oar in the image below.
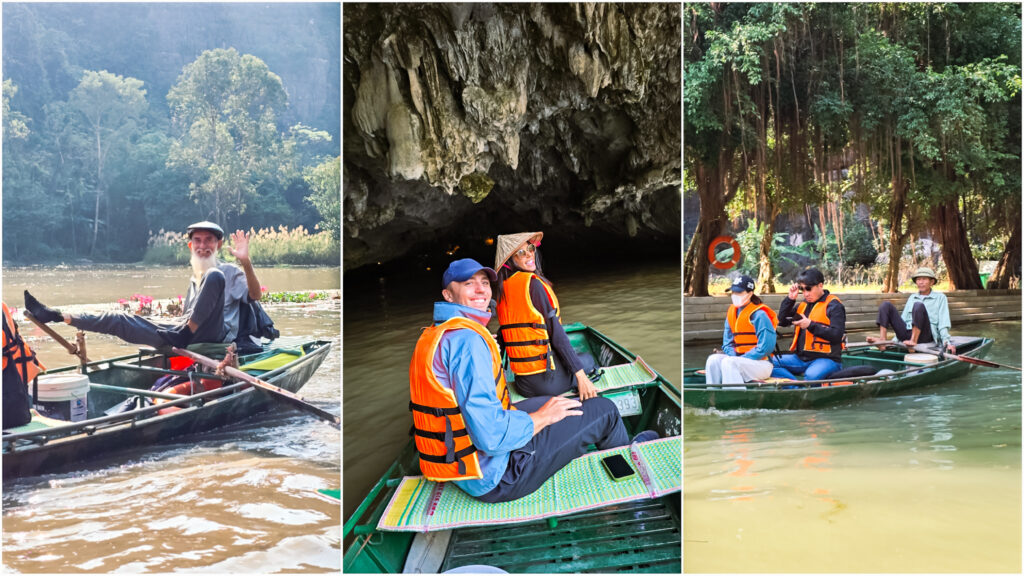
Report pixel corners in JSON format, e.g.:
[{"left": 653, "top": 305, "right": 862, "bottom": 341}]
[
  {"left": 216, "top": 344, "right": 238, "bottom": 376},
  {"left": 902, "top": 339, "right": 917, "bottom": 351},
  {"left": 866, "top": 336, "right": 889, "bottom": 350}
]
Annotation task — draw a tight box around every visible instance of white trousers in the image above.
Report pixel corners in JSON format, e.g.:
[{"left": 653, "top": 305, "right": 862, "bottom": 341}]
[{"left": 705, "top": 354, "right": 773, "bottom": 384}]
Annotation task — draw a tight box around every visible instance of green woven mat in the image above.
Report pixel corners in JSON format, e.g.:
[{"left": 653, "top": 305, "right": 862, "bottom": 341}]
[
  {"left": 3, "top": 410, "right": 68, "bottom": 434},
  {"left": 508, "top": 356, "right": 658, "bottom": 403},
  {"left": 378, "top": 436, "right": 680, "bottom": 532}
]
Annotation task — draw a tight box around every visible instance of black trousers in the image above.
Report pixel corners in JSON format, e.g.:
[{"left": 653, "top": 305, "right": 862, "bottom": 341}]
[
  {"left": 3, "top": 363, "right": 33, "bottom": 429},
  {"left": 476, "top": 395, "right": 628, "bottom": 503},
  {"left": 876, "top": 300, "right": 934, "bottom": 344},
  {"left": 70, "top": 269, "right": 226, "bottom": 347},
  {"left": 513, "top": 352, "right": 598, "bottom": 398}
]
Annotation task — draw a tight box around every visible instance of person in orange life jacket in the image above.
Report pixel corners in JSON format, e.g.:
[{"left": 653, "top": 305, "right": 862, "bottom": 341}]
[
  {"left": 866, "top": 267, "right": 956, "bottom": 353},
  {"left": 705, "top": 275, "right": 778, "bottom": 384},
  {"left": 24, "top": 222, "right": 262, "bottom": 349},
  {"left": 3, "top": 303, "right": 43, "bottom": 429},
  {"left": 772, "top": 268, "right": 846, "bottom": 381},
  {"left": 411, "top": 258, "right": 635, "bottom": 503},
  {"left": 493, "top": 231, "right": 598, "bottom": 400}
]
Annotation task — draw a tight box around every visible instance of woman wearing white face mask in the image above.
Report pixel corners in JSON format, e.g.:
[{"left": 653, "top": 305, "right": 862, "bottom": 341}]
[{"left": 705, "top": 274, "right": 779, "bottom": 385}]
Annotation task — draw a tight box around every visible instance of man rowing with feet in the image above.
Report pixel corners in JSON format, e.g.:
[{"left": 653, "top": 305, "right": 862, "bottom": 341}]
[
  {"left": 866, "top": 266, "right": 956, "bottom": 354},
  {"left": 409, "top": 258, "right": 656, "bottom": 503},
  {"left": 24, "top": 221, "right": 262, "bottom": 349}
]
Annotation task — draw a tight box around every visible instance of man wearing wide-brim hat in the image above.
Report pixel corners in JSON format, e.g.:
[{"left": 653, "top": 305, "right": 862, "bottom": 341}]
[
  {"left": 866, "top": 266, "right": 956, "bottom": 353},
  {"left": 25, "top": 222, "right": 264, "bottom": 350}
]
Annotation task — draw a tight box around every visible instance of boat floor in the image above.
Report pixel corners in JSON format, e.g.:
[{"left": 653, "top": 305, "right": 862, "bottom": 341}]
[{"left": 438, "top": 497, "right": 680, "bottom": 573}]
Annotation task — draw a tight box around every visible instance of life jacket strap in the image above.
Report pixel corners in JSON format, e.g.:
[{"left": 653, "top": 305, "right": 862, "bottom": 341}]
[
  {"left": 509, "top": 352, "right": 550, "bottom": 363},
  {"left": 499, "top": 322, "right": 546, "bottom": 331},
  {"left": 502, "top": 339, "right": 550, "bottom": 347},
  {"left": 418, "top": 444, "right": 477, "bottom": 464},
  {"left": 409, "top": 401, "right": 462, "bottom": 417},
  {"left": 412, "top": 427, "right": 470, "bottom": 441}
]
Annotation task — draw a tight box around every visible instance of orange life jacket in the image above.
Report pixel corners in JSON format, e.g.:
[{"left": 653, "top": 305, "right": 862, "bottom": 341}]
[
  {"left": 155, "top": 376, "right": 224, "bottom": 415},
  {"left": 2, "top": 303, "right": 44, "bottom": 385},
  {"left": 409, "top": 316, "right": 513, "bottom": 482},
  {"left": 496, "top": 272, "right": 560, "bottom": 376},
  {"left": 727, "top": 302, "right": 778, "bottom": 361},
  {"left": 790, "top": 294, "right": 843, "bottom": 359}
]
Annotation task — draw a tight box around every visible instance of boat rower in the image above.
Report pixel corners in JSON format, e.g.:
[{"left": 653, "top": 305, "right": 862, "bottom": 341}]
[
  {"left": 867, "top": 266, "right": 956, "bottom": 354},
  {"left": 24, "top": 221, "right": 264, "bottom": 351}
]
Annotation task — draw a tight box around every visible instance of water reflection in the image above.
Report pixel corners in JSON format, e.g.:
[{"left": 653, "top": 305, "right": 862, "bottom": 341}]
[{"left": 684, "top": 322, "right": 1022, "bottom": 572}]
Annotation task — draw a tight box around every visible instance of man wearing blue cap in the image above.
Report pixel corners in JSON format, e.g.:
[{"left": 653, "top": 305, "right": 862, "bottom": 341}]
[
  {"left": 409, "top": 258, "right": 636, "bottom": 503},
  {"left": 24, "top": 221, "right": 262, "bottom": 349}
]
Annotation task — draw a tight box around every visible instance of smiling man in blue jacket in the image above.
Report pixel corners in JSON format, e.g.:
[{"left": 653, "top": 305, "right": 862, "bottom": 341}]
[{"left": 408, "top": 258, "right": 640, "bottom": 503}]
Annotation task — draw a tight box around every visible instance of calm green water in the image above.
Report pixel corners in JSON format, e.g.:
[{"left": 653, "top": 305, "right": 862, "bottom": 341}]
[
  {"left": 683, "top": 321, "right": 1022, "bottom": 572},
  {"left": 343, "top": 261, "right": 682, "bottom": 520},
  {"left": 2, "top": 266, "right": 341, "bottom": 573}
]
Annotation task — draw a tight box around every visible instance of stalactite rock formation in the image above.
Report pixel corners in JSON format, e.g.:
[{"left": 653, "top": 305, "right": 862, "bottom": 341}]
[{"left": 344, "top": 3, "right": 681, "bottom": 270}]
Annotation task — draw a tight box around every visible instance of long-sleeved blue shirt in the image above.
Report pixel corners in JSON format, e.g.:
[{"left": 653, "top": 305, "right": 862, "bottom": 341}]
[
  {"left": 902, "top": 291, "right": 952, "bottom": 345},
  {"left": 430, "top": 301, "right": 535, "bottom": 497},
  {"left": 721, "top": 305, "right": 777, "bottom": 359}
]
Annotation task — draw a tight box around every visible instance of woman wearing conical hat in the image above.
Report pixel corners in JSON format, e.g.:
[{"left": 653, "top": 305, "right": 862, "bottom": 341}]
[{"left": 493, "top": 232, "right": 599, "bottom": 400}]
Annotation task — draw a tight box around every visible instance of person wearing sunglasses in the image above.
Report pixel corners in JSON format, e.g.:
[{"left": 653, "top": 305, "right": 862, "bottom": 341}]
[
  {"left": 772, "top": 268, "right": 847, "bottom": 382},
  {"left": 493, "top": 231, "right": 600, "bottom": 400}
]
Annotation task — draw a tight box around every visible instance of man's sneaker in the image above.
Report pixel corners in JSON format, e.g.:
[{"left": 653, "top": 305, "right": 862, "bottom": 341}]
[
  {"left": 24, "top": 291, "right": 63, "bottom": 324},
  {"left": 631, "top": 430, "right": 659, "bottom": 444}
]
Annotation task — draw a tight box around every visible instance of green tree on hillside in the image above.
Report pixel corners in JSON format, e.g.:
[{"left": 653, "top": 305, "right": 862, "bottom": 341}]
[
  {"left": 166, "top": 48, "right": 293, "bottom": 228},
  {"left": 66, "top": 70, "right": 148, "bottom": 257},
  {"left": 304, "top": 156, "right": 340, "bottom": 240}
]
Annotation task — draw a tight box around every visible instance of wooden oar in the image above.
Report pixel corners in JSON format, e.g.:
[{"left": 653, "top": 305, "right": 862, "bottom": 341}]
[
  {"left": 849, "top": 338, "right": 1019, "bottom": 370},
  {"left": 172, "top": 346, "right": 340, "bottom": 427},
  {"left": 23, "top": 311, "right": 90, "bottom": 367},
  {"left": 941, "top": 352, "right": 1022, "bottom": 371}
]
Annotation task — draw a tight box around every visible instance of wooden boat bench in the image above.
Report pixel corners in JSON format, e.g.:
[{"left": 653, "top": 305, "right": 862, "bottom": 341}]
[{"left": 376, "top": 436, "right": 680, "bottom": 533}]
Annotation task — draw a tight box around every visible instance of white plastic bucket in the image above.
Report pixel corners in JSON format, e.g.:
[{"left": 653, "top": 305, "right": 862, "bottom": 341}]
[
  {"left": 36, "top": 374, "right": 89, "bottom": 422},
  {"left": 904, "top": 353, "right": 939, "bottom": 365}
]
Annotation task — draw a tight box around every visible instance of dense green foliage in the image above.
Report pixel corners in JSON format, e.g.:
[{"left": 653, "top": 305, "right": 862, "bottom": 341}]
[
  {"left": 684, "top": 3, "right": 1021, "bottom": 294},
  {"left": 2, "top": 4, "right": 340, "bottom": 264}
]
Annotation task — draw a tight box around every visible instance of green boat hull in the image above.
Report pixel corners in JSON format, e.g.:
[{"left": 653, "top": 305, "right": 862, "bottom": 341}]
[
  {"left": 3, "top": 339, "right": 331, "bottom": 480},
  {"left": 344, "top": 324, "right": 681, "bottom": 573},
  {"left": 683, "top": 338, "right": 995, "bottom": 410}
]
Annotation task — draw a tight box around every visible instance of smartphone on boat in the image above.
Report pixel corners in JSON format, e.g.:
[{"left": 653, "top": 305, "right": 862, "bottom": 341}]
[{"left": 601, "top": 453, "right": 635, "bottom": 482}]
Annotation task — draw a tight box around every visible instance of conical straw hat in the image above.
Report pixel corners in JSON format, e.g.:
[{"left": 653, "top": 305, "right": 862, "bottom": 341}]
[{"left": 494, "top": 231, "right": 544, "bottom": 271}]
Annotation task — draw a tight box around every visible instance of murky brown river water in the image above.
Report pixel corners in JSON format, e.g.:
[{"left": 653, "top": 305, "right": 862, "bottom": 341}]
[
  {"left": 684, "top": 321, "right": 1021, "bottom": 572},
  {"left": 342, "top": 260, "right": 682, "bottom": 523},
  {"left": 2, "top": 265, "right": 341, "bottom": 573}
]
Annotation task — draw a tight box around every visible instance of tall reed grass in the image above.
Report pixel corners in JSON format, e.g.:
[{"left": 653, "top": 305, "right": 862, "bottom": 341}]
[{"left": 142, "top": 226, "right": 339, "bottom": 266}]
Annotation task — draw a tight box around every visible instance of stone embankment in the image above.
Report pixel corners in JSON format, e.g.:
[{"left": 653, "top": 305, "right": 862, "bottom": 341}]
[{"left": 685, "top": 289, "right": 1022, "bottom": 342}]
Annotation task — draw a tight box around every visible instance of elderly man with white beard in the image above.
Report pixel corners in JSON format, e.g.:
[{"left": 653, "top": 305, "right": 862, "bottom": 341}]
[{"left": 24, "top": 221, "right": 262, "bottom": 349}]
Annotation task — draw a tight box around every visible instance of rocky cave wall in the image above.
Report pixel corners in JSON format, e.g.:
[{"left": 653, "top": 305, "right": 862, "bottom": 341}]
[{"left": 344, "top": 3, "right": 681, "bottom": 271}]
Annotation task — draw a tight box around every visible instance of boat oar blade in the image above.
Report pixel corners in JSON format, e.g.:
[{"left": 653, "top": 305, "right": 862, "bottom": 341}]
[
  {"left": 944, "top": 352, "right": 1021, "bottom": 371},
  {"left": 172, "top": 347, "right": 340, "bottom": 427}
]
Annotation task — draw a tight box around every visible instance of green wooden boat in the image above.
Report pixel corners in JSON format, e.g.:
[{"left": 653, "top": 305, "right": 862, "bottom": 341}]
[
  {"left": 3, "top": 338, "right": 331, "bottom": 480},
  {"left": 683, "top": 336, "right": 994, "bottom": 410},
  {"left": 343, "top": 323, "right": 681, "bottom": 573}
]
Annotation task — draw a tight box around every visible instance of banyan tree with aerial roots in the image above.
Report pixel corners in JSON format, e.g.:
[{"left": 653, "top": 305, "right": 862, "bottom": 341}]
[{"left": 684, "top": 3, "right": 1021, "bottom": 296}]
